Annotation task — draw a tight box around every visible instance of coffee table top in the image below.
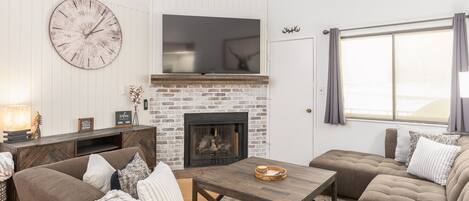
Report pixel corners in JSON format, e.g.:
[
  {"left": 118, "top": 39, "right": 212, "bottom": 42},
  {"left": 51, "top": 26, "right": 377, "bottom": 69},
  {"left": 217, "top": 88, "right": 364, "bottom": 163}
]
[{"left": 193, "top": 157, "right": 337, "bottom": 201}]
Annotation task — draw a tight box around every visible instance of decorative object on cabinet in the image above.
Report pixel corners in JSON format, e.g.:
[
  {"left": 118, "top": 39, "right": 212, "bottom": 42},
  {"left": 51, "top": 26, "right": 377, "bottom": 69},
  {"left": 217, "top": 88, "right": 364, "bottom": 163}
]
[
  {"left": 1, "top": 105, "right": 31, "bottom": 143},
  {"left": 282, "top": 26, "right": 301, "bottom": 34},
  {"left": 78, "top": 118, "right": 94, "bottom": 133},
  {"left": 128, "top": 86, "right": 143, "bottom": 126},
  {"left": 49, "top": 0, "right": 122, "bottom": 70},
  {"left": 0, "top": 126, "right": 156, "bottom": 201},
  {"left": 30, "top": 112, "right": 42, "bottom": 140},
  {"left": 115, "top": 111, "right": 132, "bottom": 128}
]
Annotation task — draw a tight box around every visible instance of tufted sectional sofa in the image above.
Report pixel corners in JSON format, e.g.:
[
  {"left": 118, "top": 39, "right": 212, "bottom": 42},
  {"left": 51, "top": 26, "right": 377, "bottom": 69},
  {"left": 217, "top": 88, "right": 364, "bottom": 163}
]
[{"left": 309, "top": 128, "right": 469, "bottom": 201}]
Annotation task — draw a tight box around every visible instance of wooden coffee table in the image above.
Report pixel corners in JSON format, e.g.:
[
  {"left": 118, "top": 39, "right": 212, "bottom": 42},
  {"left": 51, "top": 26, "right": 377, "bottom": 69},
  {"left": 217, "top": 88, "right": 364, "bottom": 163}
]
[{"left": 192, "top": 157, "right": 337, "bottom": 201}]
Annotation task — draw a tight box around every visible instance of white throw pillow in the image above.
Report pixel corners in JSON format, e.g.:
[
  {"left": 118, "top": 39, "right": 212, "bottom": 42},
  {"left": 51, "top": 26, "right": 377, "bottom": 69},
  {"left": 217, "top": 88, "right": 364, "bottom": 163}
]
[
  {"left": 137, "top": 162, "right": 184, "bottom": 201},
  {"left": 395, "top": 128, "right": 411, "bottom": 162},
  {"left": 407, "top": 137, "right": 460, "bottom": 185},
  {"left": 83, "top": 154, "right": 116, "bottom": 193}
]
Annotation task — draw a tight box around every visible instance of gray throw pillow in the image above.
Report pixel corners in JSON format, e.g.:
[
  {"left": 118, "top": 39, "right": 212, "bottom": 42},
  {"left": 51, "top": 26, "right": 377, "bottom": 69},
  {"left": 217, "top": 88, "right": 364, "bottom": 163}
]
[
  {"left": 118, "top": 153, "right": 151, "bottom": 198},
  {"left": 406, "top": 131, "right": 460, "bottom": 166}
]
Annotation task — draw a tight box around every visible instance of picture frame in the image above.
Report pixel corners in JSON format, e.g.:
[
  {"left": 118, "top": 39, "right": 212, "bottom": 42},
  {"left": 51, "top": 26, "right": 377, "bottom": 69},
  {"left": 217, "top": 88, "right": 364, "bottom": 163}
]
[
  {"left": 115, "top": 111, "right": 132, "bottom": 128},
  {"left": 78, "top": 118, "right": 94, "bottom": 133}
]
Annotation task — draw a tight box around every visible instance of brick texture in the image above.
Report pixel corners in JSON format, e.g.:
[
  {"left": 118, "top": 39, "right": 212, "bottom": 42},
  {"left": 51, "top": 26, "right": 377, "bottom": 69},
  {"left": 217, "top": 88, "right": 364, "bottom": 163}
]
[{"left": 150, "top": 83, "right": 268, "bottom": 170}]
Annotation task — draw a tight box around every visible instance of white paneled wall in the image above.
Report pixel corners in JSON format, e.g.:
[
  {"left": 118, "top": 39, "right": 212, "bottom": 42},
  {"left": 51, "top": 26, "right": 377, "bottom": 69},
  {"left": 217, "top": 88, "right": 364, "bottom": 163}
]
[
  {"left": 0, "top": 0, "right": 267, "bottom": 136},
  {"left": 0, "top": 0, "right": 150, "bottom": 136},
  {"left": 269, "top": 0, "right": 469, "bottom": 156},
  {"left": 150, "top": 0, "right": 269, "bottom": 74}
]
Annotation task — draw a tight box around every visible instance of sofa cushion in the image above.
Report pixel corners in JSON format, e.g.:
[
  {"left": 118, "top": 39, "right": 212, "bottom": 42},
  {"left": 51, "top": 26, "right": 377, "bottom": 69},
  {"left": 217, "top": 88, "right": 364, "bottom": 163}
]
[
  {"left": 359, "top": 174, "right": 446, "bottom": 201},
  {"left": 385, "top": 128, "right": 398, "bottom": 159},
  {"left": 14, "top": 167, "right": 104, "bottom": 201},
  {"left": 42, "top": 147, "right": 144, "bottom": 180},
  {"left": 310, "top": 150, "right": 414, "bottom": 199},
  {"left": 446, "top": 136, "right": 469, "bottom": 201},
  {"left": 457, "top": 184, "right": 469, "bottom": 201}
]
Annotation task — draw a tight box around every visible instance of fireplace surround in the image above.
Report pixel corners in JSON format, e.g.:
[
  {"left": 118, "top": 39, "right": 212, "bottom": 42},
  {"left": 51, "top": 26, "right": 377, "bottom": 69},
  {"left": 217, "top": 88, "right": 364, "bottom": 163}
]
[
  {"left": 184, "top": 112, "right": 248, "bottom": 168},
  {"left": 150, "top": 78, "right": 268, "bottom": 170}
]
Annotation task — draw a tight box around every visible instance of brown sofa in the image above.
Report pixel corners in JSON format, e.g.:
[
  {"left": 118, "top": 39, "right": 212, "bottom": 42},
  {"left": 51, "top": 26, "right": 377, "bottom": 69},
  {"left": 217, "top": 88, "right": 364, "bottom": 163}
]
[
  {"left": 13, "top": 147, "right": 144, "bottom": 201},
  {"left": 310, "top": 129, "right": 469, "bottom": 201}
]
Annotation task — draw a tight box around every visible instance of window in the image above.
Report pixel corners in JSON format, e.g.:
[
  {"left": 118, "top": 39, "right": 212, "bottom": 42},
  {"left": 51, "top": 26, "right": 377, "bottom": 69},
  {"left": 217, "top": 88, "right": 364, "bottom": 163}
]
[{"left": 342, "top": 29, "right": 453, "bottom": 124}]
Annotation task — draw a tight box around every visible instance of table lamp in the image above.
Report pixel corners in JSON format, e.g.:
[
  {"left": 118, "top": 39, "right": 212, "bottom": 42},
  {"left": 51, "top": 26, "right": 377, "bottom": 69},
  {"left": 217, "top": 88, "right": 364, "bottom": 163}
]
[{"left": 1, "top": 105, "right": 31, "bottom": 137}]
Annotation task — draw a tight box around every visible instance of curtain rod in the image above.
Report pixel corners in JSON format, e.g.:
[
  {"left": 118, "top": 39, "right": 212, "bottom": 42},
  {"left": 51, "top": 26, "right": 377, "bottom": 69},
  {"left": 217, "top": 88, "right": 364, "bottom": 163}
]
[{"left": 323, "top": 14, "right": 469, "bottom": 35}]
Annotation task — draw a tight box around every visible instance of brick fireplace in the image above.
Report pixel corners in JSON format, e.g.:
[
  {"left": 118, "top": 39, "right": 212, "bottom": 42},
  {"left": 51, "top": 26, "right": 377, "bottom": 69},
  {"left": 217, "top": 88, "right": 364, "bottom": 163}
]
[{"left": 150, "top": 75, "right": 269, "bottom": 170}]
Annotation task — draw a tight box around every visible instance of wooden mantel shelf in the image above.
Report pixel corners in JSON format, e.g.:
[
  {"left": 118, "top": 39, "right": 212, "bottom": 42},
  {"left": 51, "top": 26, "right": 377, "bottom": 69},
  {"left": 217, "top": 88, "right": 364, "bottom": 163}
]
[{"left": 151, "top": 74, "right": 270, "bottom": 84}]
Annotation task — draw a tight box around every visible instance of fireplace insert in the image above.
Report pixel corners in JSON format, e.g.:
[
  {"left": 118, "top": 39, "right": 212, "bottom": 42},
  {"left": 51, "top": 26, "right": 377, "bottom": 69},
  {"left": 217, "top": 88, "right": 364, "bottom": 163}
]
[{"left": 184, "top": 112, "right": 248, "bottom": 168}]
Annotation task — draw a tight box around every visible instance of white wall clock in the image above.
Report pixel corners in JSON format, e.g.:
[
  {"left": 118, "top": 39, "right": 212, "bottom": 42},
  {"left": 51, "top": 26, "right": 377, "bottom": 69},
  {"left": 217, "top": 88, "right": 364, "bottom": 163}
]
[{"left": 49, "top": 0, "right": 122, "bottom": 70}]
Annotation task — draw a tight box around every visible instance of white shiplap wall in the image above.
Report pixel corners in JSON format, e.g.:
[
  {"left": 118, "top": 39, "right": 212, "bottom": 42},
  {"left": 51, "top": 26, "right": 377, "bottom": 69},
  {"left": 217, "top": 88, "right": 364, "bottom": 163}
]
[
  {"left": 0, "top": 0, "right": 150, "bottom": 136},
  {"left": 150, "top": 0, "right": 269, "bottom": 74},
  {"left": 0, "top": 0, "right": 268, "bottom": 136}
]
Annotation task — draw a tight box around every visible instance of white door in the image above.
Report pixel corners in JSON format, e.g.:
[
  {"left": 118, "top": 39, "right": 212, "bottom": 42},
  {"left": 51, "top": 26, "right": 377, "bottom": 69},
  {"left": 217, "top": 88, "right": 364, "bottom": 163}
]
[{"left": 269, "top": 38, "right": 315, "bottom": 166}]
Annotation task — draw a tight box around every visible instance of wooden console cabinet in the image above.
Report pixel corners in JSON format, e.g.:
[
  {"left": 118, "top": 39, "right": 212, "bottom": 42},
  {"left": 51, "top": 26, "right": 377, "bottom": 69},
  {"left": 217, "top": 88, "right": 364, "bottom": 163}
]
[{"left": 0, "top": 125, "right": 156, "bottom": 201}]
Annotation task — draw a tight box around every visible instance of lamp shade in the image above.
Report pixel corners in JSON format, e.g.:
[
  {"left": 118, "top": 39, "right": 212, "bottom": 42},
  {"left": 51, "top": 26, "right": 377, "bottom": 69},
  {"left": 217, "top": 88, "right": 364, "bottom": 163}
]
[{"left": 1, "top": 105, "right": 31, "bottom": 132}]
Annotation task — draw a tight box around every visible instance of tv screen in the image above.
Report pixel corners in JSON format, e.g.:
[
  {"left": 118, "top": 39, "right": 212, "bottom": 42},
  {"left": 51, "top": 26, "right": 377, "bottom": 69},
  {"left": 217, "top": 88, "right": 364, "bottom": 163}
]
[{"left": 163, "top": 15, "right": 261, "bottom": 74}]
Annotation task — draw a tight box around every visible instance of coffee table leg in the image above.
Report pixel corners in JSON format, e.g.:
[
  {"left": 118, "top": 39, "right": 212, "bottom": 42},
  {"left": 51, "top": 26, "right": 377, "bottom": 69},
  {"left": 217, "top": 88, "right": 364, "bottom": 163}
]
[
  {"left": 331, "top": 180, "right": 337, "bottom": 201},
  {"left": 192, "top": 180, "right": 198, "bottom": 201}
]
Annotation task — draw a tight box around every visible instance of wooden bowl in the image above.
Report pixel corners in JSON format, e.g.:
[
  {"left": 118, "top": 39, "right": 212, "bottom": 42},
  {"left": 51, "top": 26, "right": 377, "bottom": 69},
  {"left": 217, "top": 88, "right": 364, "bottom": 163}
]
[{"left": 255, "top": 166, "right": 287, "bottom": 181}]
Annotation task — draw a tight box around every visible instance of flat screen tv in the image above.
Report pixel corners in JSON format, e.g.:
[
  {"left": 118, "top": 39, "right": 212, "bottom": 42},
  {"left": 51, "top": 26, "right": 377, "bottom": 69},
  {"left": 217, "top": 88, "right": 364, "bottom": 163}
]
[{"left": 163, "top": 15, "right": 261, "bottom": 74}]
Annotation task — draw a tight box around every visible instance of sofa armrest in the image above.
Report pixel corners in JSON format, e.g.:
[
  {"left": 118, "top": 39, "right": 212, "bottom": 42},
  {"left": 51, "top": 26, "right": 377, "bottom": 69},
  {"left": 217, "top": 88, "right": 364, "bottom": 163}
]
[
  {"left": 14, "top": 167, "right": 104, "bottom": 201},
  {"left": 385, "top": 128, "right": 398, "bottom": 159}
]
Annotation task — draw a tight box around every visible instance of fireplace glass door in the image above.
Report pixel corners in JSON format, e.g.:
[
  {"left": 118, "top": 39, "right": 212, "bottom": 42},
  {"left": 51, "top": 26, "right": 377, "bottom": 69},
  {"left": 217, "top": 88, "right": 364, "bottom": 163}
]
[
  {"left": 189, "top": 124, "right": 241, "bottom": 166},
  {"left": 184, "top": 113, "right": 248, "bottom": 168}
]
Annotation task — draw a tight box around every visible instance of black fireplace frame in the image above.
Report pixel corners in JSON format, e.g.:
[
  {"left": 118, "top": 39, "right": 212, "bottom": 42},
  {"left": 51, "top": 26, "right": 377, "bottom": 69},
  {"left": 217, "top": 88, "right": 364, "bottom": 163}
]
[{"left": 184, "top": 112, "right": 248, "bottom": 168}]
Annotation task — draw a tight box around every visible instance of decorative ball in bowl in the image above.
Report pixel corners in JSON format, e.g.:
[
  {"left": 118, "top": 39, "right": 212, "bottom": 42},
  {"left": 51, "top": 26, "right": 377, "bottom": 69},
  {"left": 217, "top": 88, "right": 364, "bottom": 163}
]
[{"left": 255, "top": 165, "right": 288, "bottom": 181}]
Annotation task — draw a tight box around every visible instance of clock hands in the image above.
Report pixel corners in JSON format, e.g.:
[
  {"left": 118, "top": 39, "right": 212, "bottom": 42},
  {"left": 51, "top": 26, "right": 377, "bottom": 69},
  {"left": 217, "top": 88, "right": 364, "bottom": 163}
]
[
  {"left": 88, "top": 29, "right": 104, "bottom": 36},
  {"left": 84, "top": 15, "right": 106, "bottom": 39}
]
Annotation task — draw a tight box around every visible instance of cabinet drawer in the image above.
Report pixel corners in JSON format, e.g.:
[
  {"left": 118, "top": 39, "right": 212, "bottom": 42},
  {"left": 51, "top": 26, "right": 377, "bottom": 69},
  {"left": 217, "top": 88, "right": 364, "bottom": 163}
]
[
  {"left": 122, "top": 128, "right": 156, "bottom": 168},
  {"left": 17, "top": 141, "right": 75, "bottom": 170}
]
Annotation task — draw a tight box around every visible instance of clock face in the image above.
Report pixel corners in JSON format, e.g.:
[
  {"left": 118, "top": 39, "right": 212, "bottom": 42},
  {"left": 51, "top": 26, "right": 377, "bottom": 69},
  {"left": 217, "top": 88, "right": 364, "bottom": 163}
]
[{"left": 49, "top": 0, "right": 122, "bottom": 70}]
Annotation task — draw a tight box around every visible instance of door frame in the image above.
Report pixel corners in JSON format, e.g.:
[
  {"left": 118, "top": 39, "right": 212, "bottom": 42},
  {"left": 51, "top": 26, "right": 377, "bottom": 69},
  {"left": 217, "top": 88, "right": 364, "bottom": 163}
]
[{"left": 267, "top": 36, "right": 318, "bottom": 159}]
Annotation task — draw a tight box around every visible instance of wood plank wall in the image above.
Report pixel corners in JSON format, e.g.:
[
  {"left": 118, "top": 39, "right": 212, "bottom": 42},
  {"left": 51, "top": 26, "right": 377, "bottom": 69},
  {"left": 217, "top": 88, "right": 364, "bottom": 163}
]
[
  {"left": 0, "top": 0, "right": 150, "bottom": 136},
  {"left": 0, "top": 0, "right": 268, "bottom": 136}
]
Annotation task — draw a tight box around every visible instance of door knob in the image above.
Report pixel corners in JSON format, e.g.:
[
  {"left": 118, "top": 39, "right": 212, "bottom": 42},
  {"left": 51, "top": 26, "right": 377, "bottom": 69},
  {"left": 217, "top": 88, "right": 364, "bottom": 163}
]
[{"left": 306, "top": 108, "right": 312, "bottom": 113}]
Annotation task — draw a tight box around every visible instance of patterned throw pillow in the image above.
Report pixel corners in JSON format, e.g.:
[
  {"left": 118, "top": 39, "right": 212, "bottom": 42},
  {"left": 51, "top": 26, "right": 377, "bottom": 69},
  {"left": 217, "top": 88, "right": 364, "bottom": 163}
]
[
  {"left": 113, "top": 153, "right": 150, "bottom": 198},
  {"left": 406, "top": 131, "right": 460, "bottom": 166}
]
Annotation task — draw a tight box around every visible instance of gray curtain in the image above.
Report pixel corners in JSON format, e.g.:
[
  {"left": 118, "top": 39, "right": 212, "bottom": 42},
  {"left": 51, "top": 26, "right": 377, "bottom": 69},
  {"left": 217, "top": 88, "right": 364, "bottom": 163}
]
[
  {"left": 324, "top": 28, "right": 346, "bottom": 125},
  {"left": 449, "top": 13, "right": 469, "bottom": 132}
]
